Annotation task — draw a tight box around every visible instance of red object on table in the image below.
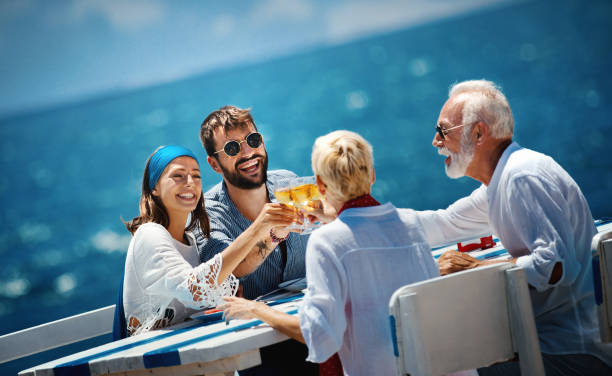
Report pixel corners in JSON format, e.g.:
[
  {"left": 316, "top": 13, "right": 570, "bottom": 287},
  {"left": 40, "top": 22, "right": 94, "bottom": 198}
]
[
  {"left": 457, "top": 235, "right": 496, "bottom": 253},
  {"left": 204, "top": 308, "right": 222, "bottom": 314}
]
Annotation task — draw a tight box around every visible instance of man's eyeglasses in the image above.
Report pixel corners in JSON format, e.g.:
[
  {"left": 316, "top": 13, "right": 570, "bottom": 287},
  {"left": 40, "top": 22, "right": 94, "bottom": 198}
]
[
  {"left": 435, "top": 124, "right": 465, "bottom": 140},
  {"left": 214, "top": 132, "right": 263, "bottom": 157}
]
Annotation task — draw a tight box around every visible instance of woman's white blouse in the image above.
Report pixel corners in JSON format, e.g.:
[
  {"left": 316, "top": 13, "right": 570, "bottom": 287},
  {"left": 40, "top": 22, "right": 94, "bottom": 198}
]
[
  {"left": 122, "top": 222, "right": 238, "bottom": 336},
  {"left": 298, "top": 204, "right": 440, "bottom": 375}
]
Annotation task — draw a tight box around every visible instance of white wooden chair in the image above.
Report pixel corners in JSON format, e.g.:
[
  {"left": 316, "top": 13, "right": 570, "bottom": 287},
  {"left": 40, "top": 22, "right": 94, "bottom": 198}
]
[
  {"left": 389, "top": 263, "right": 544, "bottom": 376},
  {"left": 0, "top": 305, "right": 115, "bottom": 364},
  {"left": 592, "top": 229, "right": 612, "bottom": 343}
]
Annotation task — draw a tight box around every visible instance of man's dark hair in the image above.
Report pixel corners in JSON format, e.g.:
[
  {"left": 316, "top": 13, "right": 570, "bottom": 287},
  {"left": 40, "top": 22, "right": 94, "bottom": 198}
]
[{"left": 200, "top": 106, "right": 257, "bottom": 157}]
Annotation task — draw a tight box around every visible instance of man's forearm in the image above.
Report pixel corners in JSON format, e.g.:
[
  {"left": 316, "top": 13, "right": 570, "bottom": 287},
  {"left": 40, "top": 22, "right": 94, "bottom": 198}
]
[
  {"left": 215, "top": 223, "right": 280, "bottom": 282},
  {"left": 215, "top": 202, "right": 298, "bottom": 282},
  {"left": 232, "top": 234, "right": 279, "bottom": 277},
  {"left": 438, "top": 250, "right": 517, "bottom": 276}
]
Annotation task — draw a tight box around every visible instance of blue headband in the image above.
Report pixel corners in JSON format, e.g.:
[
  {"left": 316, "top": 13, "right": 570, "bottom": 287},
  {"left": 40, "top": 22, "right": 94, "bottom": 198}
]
[{"left": 147, "top": 145, "right": 199, "bottom": 190}]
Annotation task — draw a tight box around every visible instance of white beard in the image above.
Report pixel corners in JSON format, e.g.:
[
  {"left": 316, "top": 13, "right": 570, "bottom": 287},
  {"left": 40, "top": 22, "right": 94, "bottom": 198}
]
[{"left": 438, "top": 142, "right": 474, "bottom": 179}]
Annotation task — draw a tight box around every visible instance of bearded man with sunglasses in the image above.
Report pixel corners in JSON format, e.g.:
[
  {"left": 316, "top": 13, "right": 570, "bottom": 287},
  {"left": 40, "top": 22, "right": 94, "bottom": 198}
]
[
  {"left": 416, "top": 80, "right": 611, "bottom": 375},
  {"left": 196, "top": 105, "right": 317, "bottom": 376}
]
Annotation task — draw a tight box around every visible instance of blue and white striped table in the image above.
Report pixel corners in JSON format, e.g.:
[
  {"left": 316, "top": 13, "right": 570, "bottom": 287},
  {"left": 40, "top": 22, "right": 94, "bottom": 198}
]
[
  {"left": 18, "top": 220, "right": 612, "bottom": 376},
  {"left": 18, "top": 297, "right": 302, "bottom": 376}
]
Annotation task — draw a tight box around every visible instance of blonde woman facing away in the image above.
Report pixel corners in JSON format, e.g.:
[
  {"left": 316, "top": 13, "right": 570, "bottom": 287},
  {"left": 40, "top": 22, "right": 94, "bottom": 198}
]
[
  {"left": 220, "top": 131, "right": 440, "bottom": 376},
  {"left": 121, "top": 145, "right": 298, "bottom": 336}
]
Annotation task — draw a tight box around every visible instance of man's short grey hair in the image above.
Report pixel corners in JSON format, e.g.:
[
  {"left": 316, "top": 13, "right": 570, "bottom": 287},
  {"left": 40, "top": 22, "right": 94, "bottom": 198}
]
[{"left": 449, "top": 80, "right": 514, "bottom": 139}]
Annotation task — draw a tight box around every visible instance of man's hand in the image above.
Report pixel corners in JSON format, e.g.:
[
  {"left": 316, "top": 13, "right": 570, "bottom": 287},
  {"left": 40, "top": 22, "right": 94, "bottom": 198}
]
[
  {"left": 230, "top": 203, "right": 302, "bottom": 277},
  {"left": 437, "top": 250, "right": 481, "bottom": 275},
  {"left": 253, "top": 203, "right": 302, "bottom": 235}
]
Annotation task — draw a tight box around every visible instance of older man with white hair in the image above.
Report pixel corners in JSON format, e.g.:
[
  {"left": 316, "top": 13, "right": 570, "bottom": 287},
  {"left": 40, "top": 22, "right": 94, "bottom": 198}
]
[{"left": 417, "top": 79, "right": 612, "bottom": 375}]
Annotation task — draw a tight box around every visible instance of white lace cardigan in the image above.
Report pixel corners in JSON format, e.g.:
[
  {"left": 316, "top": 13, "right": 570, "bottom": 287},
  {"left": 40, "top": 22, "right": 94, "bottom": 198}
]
[{"left": 122, "top": 222, "right": 238, "bottom": 336}]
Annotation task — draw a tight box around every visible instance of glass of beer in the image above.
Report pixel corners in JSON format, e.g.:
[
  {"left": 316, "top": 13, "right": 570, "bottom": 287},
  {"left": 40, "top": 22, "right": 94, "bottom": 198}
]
[
  {"left": 273, "top": 178, "right": 302, "bottom": 232},
  {"left": 290, "top": 176, "right": 322, "bottom": 234},
  {"left": 273, "top": 176, "right": 323, "bottom": 234},
  {"left": 273, "top": 179, "right": 294, "bottom": 205}
]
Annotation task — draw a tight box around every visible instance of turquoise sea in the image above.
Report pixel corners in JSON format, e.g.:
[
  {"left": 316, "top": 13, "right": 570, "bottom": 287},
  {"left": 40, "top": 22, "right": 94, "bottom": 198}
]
[{"left": 1, "top": 0, "right": 611, "bottom": 373}]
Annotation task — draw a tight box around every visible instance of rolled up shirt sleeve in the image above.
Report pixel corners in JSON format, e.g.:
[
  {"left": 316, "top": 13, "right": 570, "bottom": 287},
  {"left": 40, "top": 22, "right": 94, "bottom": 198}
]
[
  {"left": 507, "top": 174, "right": 579, "bottom": 292},
  {"left": 298, "top": 236, "right": 347, "bottom": 363}
]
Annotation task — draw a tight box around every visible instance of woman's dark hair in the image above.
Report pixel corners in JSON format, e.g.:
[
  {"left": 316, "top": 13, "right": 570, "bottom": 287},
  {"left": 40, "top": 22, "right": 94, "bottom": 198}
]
[{"left": 124, "top": 148, "right": 210, "bottom": 237}]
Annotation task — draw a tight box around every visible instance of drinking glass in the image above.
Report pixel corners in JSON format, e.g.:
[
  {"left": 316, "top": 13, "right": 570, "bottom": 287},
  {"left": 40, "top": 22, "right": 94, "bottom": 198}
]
[
  {"left": 272, "top": 176, "right": 323, "bottom": 235},
  {"left": 290, "top": 176, "right": 322, "bottom": 234},
  {"left": 273, "top": 178, "right": 302, "bottom": 232},
  {"left": 273, "top": 179, "right": 294, "bottom": 205}
]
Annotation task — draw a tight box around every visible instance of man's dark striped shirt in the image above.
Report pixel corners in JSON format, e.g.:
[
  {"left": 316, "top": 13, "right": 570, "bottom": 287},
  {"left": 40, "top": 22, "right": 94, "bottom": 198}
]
[{"left": 195, "top": 170, "right": 308, "bottom": 300}]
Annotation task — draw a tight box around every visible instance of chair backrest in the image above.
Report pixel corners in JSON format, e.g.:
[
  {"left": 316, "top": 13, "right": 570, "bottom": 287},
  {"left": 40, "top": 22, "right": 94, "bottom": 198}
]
[
  {"left": 340, "top": 244, "right": 439, "bottom": 376},
  {"left": 389, "top": 263, "right": 544, "bottom": 376},
  {"left": 592, "top": 229, "right": 612, "bottom": 343},
  {"left": 0, "top": 305, "right": 115, "bottom": 364}
]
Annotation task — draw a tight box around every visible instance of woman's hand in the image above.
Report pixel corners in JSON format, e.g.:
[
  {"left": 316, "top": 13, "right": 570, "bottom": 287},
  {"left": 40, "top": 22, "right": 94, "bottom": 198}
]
[
  {"left": 218, "top": 296, "right": 305, "bottom": 343},
  {"left": 303, "top": 199, "right": 337, "bottom": 224},
  {"left": 218, "top": 296, "right": 265, "bottom": 322}
]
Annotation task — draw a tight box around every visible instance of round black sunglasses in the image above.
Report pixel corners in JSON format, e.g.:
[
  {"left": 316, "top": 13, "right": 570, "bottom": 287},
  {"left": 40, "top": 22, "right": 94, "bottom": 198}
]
[{"left": 214, "top": 132, "right": 263, "bottom": 157}]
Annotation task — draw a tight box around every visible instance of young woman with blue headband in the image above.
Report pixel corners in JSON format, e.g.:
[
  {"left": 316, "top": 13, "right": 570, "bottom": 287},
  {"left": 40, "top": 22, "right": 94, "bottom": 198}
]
[{"left": 121, "top": 145, "right": 299, "bottom": 336}]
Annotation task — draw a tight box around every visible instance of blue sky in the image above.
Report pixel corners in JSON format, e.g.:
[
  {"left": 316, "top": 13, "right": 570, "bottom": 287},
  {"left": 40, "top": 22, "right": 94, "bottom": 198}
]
[{"left": 0, "top": 0, "right": 519, "bottom": 117}]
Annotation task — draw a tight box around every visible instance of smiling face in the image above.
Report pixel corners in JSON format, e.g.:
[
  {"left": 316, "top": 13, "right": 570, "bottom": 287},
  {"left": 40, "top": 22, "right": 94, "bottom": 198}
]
[
  {"left": 433, "top": 97, "right": 475, "bottom": 179},
  {"left": 152, "top": 156, "right": 202, "bottom": 219},
  {"left": 208, "top": 125, "right": 268, "bottom": 189}
]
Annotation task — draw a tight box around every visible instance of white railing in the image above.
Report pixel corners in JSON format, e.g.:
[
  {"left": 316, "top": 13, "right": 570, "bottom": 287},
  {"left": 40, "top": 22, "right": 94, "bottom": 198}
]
[{"left": 0, "top": 305, "right": 115, "bottom": 364}]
